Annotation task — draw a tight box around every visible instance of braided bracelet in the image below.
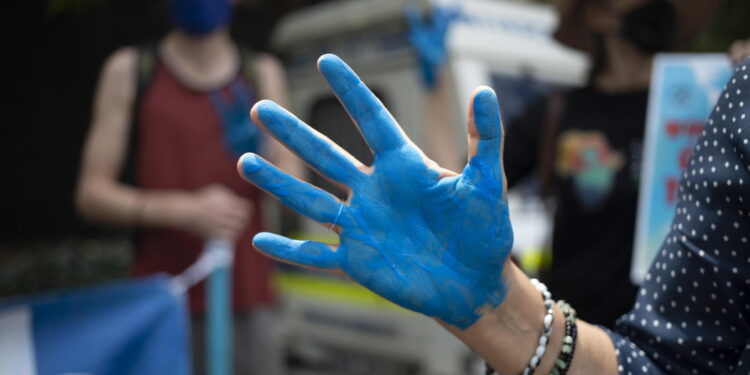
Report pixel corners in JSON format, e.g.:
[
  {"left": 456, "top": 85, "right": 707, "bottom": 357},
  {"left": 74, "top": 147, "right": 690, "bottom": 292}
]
[
  {"left": 485, "top": 278, "right": 555, "bottom": 375},
  {"left": 550, "top": 300, "right": 578, "bottom": 375}
]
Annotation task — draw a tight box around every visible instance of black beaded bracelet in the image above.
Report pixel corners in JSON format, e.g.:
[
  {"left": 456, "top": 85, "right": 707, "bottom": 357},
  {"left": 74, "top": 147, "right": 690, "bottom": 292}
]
[{"left": 550, "top": 300, "right": 578, "bottom": 375}]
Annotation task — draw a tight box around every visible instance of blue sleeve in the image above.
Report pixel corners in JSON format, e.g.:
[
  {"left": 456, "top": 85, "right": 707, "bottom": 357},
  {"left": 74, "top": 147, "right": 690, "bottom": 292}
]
[{"left": 607, "top": 58, "right": 750, "bottom": 374}]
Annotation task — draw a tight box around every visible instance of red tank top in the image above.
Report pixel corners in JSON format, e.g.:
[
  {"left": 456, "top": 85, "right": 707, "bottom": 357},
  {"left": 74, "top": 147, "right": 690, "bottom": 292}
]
[{"left": 131, "top": 60, "right": 275, "bottom": 313}]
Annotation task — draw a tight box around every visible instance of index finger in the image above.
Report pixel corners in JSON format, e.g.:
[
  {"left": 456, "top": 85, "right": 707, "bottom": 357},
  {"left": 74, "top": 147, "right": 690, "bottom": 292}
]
[{"left": 317, "top": 54, "right": 410, "bottom": 154}]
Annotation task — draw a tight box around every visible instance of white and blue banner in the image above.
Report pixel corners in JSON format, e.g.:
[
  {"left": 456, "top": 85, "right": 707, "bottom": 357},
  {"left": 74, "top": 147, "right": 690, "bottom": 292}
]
[{"left": 0, "top": 274, "right": 191, "bottom": 375}]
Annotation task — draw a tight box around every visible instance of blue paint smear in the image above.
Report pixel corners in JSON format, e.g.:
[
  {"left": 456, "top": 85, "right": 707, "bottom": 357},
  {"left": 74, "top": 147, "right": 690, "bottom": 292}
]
[
  {"left": 405, "top": 4, "right": 461, "bottom": 89},
  {"left": 240, "top": 54, "right": 513, "bottom": 329}
]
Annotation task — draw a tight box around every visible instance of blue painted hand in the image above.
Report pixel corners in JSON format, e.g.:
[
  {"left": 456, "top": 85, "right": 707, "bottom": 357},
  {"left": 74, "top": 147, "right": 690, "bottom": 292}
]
[{"left": 238, "top": 54, "right": 513, "bottom": 329}]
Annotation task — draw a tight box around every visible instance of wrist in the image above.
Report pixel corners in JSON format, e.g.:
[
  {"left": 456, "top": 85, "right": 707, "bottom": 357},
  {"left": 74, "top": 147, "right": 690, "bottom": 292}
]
[
  {"left": 139, "top": 191, "right": 195, "bottom": 230},
  {"left": 131, "top": 193, "right": 147, "bottom": 226},
  {"left": 442, "top": 261, "right": 566, "bottom": 374}
]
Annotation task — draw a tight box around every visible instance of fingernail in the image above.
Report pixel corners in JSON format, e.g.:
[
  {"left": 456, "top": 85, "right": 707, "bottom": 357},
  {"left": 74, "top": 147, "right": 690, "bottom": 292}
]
[
  {"left": 473, "top": 87, "right": 501, "bottom": 139},
  {"left": 255, "top": 100, "right": 280, "bottom": 123},
  {"left": 240, "top": 153, "right": 261, "bottom": 174},
  {"left": 318, "top": 54, "right": 356, "bottom": 87},
  {"left": 474, "top": 87, "right": 497, "bottom": 116},
  {"left": 317, "top": 53, "right": 340, "bottom": 69}
]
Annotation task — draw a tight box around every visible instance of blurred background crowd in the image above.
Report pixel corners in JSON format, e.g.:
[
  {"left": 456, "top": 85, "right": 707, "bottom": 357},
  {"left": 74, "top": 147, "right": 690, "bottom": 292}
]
[{"left": 2, "top": 0, "right": 750, "bottom": 374}]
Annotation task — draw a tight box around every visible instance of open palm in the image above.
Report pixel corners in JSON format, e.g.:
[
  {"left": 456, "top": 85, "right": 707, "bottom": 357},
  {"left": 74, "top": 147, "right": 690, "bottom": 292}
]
[{"left": 239, "top": 54, "right": 512, "bottom": 329}]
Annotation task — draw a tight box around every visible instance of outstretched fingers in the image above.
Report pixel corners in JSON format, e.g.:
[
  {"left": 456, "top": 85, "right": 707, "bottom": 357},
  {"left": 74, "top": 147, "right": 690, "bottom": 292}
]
[
  {"left": 317, "top": 54, "right": 410, "bottom": 155},
  {"left": 464, "top": 87, "right": 505, "bottom": 189},
  {"left": 252, "top": 100, "right": 365, "bottom": 187},
  {"left": 254, "top": 232, "right": 341, "bottom": 272},
  {"left": 238, "top": 153, "right": 346, "bottom": 226}
]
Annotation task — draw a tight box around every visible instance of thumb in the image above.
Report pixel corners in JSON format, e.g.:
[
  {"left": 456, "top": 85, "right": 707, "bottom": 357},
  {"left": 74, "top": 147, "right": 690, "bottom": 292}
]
[{"left": 463, "top": 86, "right": 506, "bottom": 193}]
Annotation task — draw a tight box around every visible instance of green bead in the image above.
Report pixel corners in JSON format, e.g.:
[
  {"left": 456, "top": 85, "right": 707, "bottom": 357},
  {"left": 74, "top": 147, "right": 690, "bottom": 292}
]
[
  {"left": 551, "top": 367, "right": 560, "bottom": 375},
  {"left": 556, "top": 359, "right": 567, "bottom": 369},
  {"left": 564, "top": 336, "right": 574, "bottom": 345},
  {"left": 562, "top": 344, "right": 572, "bottom": 353}
]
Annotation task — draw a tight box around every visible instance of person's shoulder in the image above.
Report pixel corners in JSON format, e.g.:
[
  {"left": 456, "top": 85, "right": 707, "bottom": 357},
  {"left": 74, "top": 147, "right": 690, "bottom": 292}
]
[
  {"left": 100, "top": 47, "right": 138, "bottom": 81},
  {"left": 96, "top": 47, "right": 138, "bottom": 103},
  {"left": 704, "top": 58, "right": 750, "bottom": 160},
  {"left": 732, "top": 58, "right": 750, "bottom": 89},
  {"left": 724, "top": 59, "right": 750, "bottom": 127},
  {"left": 718, "top": 59, "right": 750, "bottom": 113}
]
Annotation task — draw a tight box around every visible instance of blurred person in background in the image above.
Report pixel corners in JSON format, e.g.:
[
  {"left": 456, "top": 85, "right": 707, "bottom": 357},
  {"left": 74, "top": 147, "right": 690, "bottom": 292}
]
[
  {"left": 501, "top": 0, "right": 718, "bottom": 328},
  {"left": 75, "top": 0, "right": 299, "bottom": 373}
]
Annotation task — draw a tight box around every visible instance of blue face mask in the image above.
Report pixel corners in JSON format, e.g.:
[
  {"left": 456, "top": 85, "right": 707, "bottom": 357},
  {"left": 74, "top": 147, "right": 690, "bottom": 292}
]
[{"left": 171, "top": 0, "right": 231, "bottom": 36}]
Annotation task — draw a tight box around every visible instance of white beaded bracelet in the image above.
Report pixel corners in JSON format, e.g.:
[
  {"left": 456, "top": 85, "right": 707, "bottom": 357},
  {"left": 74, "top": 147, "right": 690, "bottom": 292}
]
[{"left": 522, "top": 278, "right": 555, "bottom": 375}]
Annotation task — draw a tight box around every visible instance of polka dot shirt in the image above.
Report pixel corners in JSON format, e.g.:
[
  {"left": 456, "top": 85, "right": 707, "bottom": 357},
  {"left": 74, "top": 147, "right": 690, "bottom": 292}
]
[{"left": 606, "top": 59, "right": 750, "bottom": 374}]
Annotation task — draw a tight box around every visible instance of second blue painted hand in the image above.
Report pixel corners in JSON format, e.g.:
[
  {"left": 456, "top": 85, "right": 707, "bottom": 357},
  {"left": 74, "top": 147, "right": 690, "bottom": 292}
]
[{"left": 239, "top": 54, "right": 513, "bottom": 329}]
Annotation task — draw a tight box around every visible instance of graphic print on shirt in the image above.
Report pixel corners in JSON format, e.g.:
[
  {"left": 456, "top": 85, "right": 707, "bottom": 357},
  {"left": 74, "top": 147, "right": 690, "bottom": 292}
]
[{"left": 555, "top": 130, "right": 624, "bottom": 209}]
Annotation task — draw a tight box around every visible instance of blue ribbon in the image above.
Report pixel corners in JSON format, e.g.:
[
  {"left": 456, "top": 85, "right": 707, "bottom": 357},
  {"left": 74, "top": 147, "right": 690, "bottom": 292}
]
[
  {"left": 405, "top": 4, "right": 461, "bottom": 89},
  {"left": 209, "top": 78, "right": 264, "bottom": 157}
]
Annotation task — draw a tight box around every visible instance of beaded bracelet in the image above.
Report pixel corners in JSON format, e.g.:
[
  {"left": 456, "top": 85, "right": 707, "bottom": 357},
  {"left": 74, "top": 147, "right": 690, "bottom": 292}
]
[
  {"left": 485, "top": 278, "right": 555, "bottom": 375},
  {"left": 523, "top": 279, "right": 555, "bottom": 375},
  {"left": 550, "top": 300, "right": 578, "bottom": 375}
]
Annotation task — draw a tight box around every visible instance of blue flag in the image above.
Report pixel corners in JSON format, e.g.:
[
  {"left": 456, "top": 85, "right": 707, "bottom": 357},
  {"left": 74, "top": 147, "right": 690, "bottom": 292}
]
[{"left": 0, "top": 274, "right": 191, "bottom": 375}]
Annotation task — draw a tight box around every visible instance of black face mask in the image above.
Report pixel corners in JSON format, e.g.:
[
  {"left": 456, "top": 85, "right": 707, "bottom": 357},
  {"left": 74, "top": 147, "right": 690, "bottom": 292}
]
[{"left": 621, "top": 0, "right": 677, "bottom": 52}]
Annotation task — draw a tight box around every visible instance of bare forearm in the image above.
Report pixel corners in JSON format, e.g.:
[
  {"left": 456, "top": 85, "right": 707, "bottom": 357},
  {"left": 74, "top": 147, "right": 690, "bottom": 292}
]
[
  {"left": 568, "top": 320, "right": 619, "bottom": 375},
  {"left": 76, "top": 179, "right": 191, "bottom": 230},
  {"left": 443, "top": 262, "right": 619, "bottom": 375}
]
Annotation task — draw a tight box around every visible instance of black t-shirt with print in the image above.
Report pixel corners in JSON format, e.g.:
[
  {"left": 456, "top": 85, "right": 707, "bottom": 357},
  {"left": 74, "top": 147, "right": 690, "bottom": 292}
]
[{"left": 505, "top": 86, "right": 647, "bottom": 328}]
